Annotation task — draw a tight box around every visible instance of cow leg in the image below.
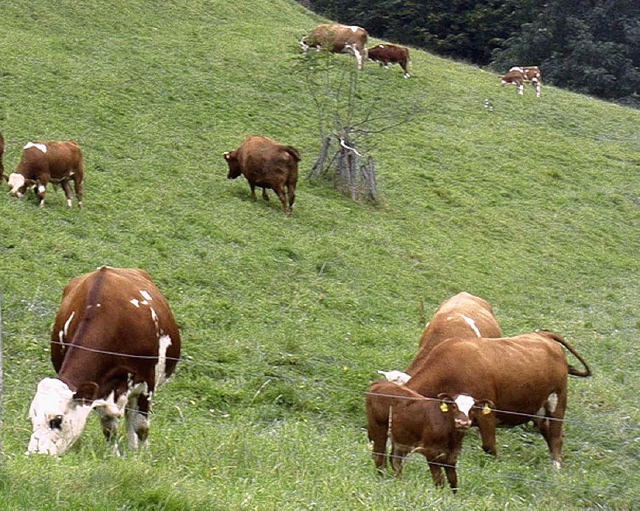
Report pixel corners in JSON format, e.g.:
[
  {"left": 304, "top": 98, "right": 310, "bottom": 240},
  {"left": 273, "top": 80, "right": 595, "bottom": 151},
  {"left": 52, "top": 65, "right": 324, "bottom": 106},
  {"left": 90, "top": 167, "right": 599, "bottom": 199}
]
[
  {"left": 368, "top": 422, "right": 389, "bottom": 472},
  {"left": 287, "top": 183, "right": 296, "bottom": 210},
  {"left": 261, "top": 188, "right": 269, "bottom": 201},
  {"left": 73, "top": 174, "right": 83, "bottom": 208},
  {"left": 477, "top": 415, "right": 498, "bottom": 456},
  {"left": 534, "top": 82, "right": 541, "bottom": 97},
  {"left": 517, "top": 84, "right": 524, "bottom": 95},
  {"left": 61, "top": 180, "right": 74, "bottom": 208},
  {"left": 444, "top": 464, "right": 458, "bottom": 493},
  {"left": 95, "top": 407, "right": 121, "bottom": 456},
  {"left": 126, "top": 394, "right": 150, "bottom": 451},
  {"left": 272, "top": 185, "right": 290, "bottom": 216},
  {"left": 427, "top": 461, "right": 445, "bottom": 488},
  {"left": 249, "top": 183, "right": 258, "bottom": 201},
  {"left": 537, "top": 395, "right": 564, "bottom": 468},
  {"left": 390, "top": 446, "right": 407, "bottom": 477},
  {"left": 352, "top": 47, "right": 364, "bottom": 70},
  {"left": 35, "top": 180, "right": 48, "bottom": 208}
]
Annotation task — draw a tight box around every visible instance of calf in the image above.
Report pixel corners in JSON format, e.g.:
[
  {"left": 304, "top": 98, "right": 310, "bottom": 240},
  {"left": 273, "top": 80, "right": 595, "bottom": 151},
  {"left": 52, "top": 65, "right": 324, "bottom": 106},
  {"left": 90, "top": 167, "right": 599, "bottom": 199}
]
[
  {"left": 224, "top": 135, "right": 300, "bottom": 216},
  {"left": 27, "top": 266, "right": 181, "bottom": 456},
  {"left": 367, "top": 44, "right": 410, "bottom": 78},
  {"left": 300, "top": 24, "right": 369, "bottom": 70},
  {"left": 406, "top": 331, "right": 591, "bottom": 467},
  {"left": 510, "top": 66, "right": 542, "bottom": 97},
  {"left": 7, "top": 140, "right": 84, "bottom": 208},
  {"left": 366, "top": 380, "right": 468, "bottom": 492}
]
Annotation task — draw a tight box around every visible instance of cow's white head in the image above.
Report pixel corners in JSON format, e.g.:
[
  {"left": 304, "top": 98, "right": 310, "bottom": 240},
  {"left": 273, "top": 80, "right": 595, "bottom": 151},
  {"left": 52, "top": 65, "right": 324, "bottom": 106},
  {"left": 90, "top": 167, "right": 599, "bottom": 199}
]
[
  {"left": 27, "top": 377, "right": 96, "bottom": 456},
  {"left": 7, "top": 173, "right": 30, "bottom": 197}
]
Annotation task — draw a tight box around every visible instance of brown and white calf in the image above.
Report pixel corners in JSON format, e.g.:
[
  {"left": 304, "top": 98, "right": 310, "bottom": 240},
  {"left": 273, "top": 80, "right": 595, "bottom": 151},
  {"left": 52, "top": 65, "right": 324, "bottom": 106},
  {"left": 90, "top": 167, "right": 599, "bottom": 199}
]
[
  {"left": 367, "top": 44, "right": 410, "bottom": 78},
  {"left": 27, "top": 266, "right": 181, "bottom": 456},
  {"left": 300, "top": 24, "right": 369, "bottom": 70},
  {"left": 7, "top": 140, "right": 84, "bottom": 208},
  {"left": 366, "top": 380, "right": 468, "bottom": 492},
  {"left": 406, "top": 331, "right": 591, "bottom": 468},
  {"left": 224, "top": 135, "right": 300, "bottom": 216},
  {"left": 500, "top": 69, "right": 526, "bottom": 95},
  {"left": 510, "top": 66, "right": 542, "bottom": 97}
]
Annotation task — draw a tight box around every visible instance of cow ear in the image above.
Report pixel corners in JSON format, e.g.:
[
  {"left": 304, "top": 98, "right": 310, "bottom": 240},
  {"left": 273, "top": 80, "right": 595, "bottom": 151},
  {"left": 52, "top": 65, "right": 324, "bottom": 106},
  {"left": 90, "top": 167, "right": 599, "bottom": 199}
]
[
  {"left": 436, "top": 393, "right": 456, "bottom": 413},
  {"left": 478, "top": 399, "right": 494, "bottom": 415},
  {"left": 223, "top": 151, "right": 231, "bottom": 160},
  {"left": 73, "top": 382, "right": 99, "bottom": 405}
]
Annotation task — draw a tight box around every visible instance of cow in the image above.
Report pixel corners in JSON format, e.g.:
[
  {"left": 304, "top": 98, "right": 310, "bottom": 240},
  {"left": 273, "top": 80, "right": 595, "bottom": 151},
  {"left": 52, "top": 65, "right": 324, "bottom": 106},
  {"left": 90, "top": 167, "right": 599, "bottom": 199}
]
[
  {"left": 404, "top": 292, "right": 502, "bottom": 376},
  {"left": 406, "top": 331, "right": 591, "bottom": 468},
  {"left": 510, "top": 66, "right": 542, "bottom": 97},
  {"left": 366, "top": 380, "right": 469, "bottom": 492},
  {"left": 500, "top": 68, "right": 526, "bottom": 95},
  {"left": 367, "top": 44, "right": 410, "bottom": 79},
  {"left": 27, "top": 266, "right": 181, "bottom": 456},
  {"left": 7, "top": 140, "right": 84, "bottom": 208},
  {"left": 300, "top": 24, "right": 369, "bottom": 70},
  {"left": 224, "top": 135, "right": 300, "bottom": 216},
  {"left": 0, "top": 131, "right": 4, "bottom": 180}
]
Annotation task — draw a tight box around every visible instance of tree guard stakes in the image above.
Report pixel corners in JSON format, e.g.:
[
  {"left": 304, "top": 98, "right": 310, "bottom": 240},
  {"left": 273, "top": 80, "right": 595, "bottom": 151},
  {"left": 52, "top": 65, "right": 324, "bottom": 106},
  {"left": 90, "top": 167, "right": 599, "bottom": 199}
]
[{"left": 308, "top": 134, "right": 378, "bottom": 203}]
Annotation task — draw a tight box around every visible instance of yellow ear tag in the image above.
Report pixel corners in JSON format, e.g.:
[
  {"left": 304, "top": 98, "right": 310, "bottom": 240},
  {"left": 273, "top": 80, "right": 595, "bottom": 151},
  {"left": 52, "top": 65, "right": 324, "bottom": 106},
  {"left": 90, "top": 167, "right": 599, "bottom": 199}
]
[
  {"left": 482, "top": 404, "right": 492, "bottom": 415},
  {"left": 440, "top": 402, "right": 449, "bottom": 413}
]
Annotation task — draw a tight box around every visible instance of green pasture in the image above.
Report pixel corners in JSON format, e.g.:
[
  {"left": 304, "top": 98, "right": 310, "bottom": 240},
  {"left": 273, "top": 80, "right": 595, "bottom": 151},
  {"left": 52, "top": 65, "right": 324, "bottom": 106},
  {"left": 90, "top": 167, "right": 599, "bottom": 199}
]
[{"left": 0, "top": 0, "right": 638, "bottom": 509}]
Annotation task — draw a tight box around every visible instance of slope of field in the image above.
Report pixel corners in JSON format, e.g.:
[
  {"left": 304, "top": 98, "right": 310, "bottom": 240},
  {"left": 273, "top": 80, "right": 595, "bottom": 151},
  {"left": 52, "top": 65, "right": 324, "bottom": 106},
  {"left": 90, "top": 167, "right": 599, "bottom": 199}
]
[{"left": 0, "top": 0, "right": 638, "bottom": 509}]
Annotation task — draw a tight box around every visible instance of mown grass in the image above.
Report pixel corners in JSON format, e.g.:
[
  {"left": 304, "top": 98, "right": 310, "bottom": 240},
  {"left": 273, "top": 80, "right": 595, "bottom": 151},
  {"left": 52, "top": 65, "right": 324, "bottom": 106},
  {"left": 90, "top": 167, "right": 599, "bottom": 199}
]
[{"left": 1, "top": 0, "right": 639, "bottom": 509}]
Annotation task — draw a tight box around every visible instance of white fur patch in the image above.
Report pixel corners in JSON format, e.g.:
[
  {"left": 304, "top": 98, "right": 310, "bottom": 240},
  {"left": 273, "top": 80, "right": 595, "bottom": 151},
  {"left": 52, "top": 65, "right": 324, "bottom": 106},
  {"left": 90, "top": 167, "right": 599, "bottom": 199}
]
[
  {"left": 454, "top": 394, "right": 475, "bottom": 417},
  {"left": 63, "top": 311, "right": 75, "bottom": 338},
  {"left": 547, "top": 392, "right": 558, "bottom": 413},
  {"left": 130, "top": 299, "right": 140, "bottom": 307},
  {"left": 460, "top": 314, "right": 481, "bottom": 337},
  {"left": 155, "top": 334, "right": 172, "bottom": 387},
  {"left": 349, "top": 26, "right": 359, "bottom": 32},
  {"left": 377, "top": 370, "right": 411, "bottom": 385},
  {"left": 139, "top": 290, "right": 153, "bottom": 301},
  {"left": 7, "top": 173, "right": 26, "bottom": 195},
  {"left": 24, "top": 142, "right": 48, "bottom": 153}
]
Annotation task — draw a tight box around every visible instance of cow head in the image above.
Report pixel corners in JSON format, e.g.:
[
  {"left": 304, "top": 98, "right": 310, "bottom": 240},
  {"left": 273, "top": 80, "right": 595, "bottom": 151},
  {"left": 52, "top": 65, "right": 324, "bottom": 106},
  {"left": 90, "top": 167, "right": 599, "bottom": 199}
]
[
  {"left": 449, "top": 394, "right": 494, "bottom": 430},
  {"left": 223, "top": 151, "right": 241, "bottom": 179},
  {"left": 436, "top": 393, "right": 471, "bottom": 430},
  {"left": 7, "top": 173, "right": 35, "bottom": 198}
]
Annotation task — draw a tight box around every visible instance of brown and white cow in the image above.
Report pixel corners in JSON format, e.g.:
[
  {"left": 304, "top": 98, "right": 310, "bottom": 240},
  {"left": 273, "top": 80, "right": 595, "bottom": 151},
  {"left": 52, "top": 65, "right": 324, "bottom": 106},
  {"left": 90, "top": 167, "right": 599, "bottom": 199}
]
[
  {"left": 300, "top": 24, "right": 369, "bottom": 70},
  {"left": 406, "top": 331, "right": 591, "bottom": 468},
  {"left": 367, "top": 44, "right": 410, "bottom": 78},
  {"left": 405, "top": 292, "right": 502, "bottom": 376},
  {"left": 7, "top": 140, "right": 84, "bottom": 208},
  {"left": 366, "top": 380, "right": 468, "bottom": 492},
  {"left": 27, "top": 266, "right": 181, "bottom": 456},
  {"left": 510, "top": 66, "right": 542, "bottom": 97},
  {"left": 224, "top": 135, "right": 300, "bottom": 216},
  {"left": 500, "top": 68, "right": 526, "bottom": 95},
  {"left": 0, "top": 132, "right": 4, "bottom": 180}
]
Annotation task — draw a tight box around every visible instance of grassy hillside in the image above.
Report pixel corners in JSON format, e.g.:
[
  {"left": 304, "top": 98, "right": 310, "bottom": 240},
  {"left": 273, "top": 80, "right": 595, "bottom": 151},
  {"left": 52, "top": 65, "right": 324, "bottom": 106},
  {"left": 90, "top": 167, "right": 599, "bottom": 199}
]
[{"left": 1, "top": 0, "right": 639, "bottom": 509}]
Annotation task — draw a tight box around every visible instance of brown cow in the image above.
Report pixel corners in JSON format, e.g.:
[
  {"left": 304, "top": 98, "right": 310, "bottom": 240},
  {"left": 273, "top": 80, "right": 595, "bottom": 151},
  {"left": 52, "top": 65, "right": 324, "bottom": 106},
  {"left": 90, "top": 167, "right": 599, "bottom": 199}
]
[
  {"left": 366, "top": 380, "right": 468, "bottom": 492},
  {"left": 300, "top": 24, "right": 369, "bottom": 70},
  {"left": 368, "top": 44, "right": 410, "bottom": 78},
  {"left": 0, "top": 132, "right": 4, "bottom": 180},
  {"left": 27, "top": 266, "right": 181, "bottom": 456},
  {"left": 7, "top": 140, "right": 84, "bottom": 208},
  {"left": 510, "top": 66, "right": 542, "bottom": 97},
  {"left": 406, "top": 292, "right": 502, "bottom": 375},
  {"left": 223, "top": 135, "right": 300, "bottom": 216},
  {"left": 406, "top": 331, "right": 591, "bottom": 468}
]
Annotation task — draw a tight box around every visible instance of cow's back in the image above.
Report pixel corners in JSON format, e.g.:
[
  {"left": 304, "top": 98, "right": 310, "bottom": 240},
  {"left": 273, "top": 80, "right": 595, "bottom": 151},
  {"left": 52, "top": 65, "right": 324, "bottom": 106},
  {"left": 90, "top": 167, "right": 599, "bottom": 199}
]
[
  {"left": 52, "top": 266, "right": 181, "bottom": 383},
  {"left": 238, "top": 136, "right": 299, "bottom": 179}
]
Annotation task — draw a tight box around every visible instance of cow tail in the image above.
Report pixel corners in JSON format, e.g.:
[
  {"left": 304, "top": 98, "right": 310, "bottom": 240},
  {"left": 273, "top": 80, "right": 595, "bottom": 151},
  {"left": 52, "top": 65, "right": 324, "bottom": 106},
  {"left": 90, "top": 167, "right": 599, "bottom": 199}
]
[
  {"left": 540, "top": 330, "right": 592, "bottom": 377},
  {"left": 285, "top": 146, "right": 301, "bottom": 162}
]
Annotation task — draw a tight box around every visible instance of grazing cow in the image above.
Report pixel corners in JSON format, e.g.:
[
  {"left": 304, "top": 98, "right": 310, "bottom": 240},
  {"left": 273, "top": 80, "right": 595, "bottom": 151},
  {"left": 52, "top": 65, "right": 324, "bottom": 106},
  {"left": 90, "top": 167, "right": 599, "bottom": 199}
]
[
  {"left": 27, "top": 266, "right": 181, "bottom": 456},
  {"left": 7, "top": 140, "right": 84, "bottom": 208},
  {"left": 510, "top": 66, "right": 542, "bottom": 97},
  {"left": 366, "top": 380, "right": 468, "bottom": 491},
  {"left": 406, "top": 331, "right": 591, "bottom": 467},
  {"left": 0, "top": 132, "right": 4, "bottom": 180},
  {"left": 300, "top": 24, "right": 369, "bottom": 70},
  {"left": 500, "top": 68, "right": 526, "bottom": 95},
  {"left": 405, "top": 292, "right": 502, "bottom": 376},
  {"left": 367, "top": 44, "right": 410, "bottom": 78},
  {"left": 224, "top": 135, "right": 300, "bottom": 216}
]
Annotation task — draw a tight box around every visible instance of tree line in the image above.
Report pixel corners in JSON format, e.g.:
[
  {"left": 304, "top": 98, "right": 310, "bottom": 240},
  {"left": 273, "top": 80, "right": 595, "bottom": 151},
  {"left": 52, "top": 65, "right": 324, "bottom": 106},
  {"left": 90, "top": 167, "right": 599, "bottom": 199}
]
[{"left": 304, "top": 0, "right": 640, "bottom": 107}]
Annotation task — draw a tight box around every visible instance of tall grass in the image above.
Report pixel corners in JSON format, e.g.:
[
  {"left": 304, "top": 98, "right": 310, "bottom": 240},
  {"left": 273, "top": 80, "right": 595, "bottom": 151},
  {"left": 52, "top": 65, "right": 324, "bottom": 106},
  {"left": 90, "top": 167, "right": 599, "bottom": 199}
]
[{"left": 1, "top": 0, "right": 639, "bottom": 509}]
